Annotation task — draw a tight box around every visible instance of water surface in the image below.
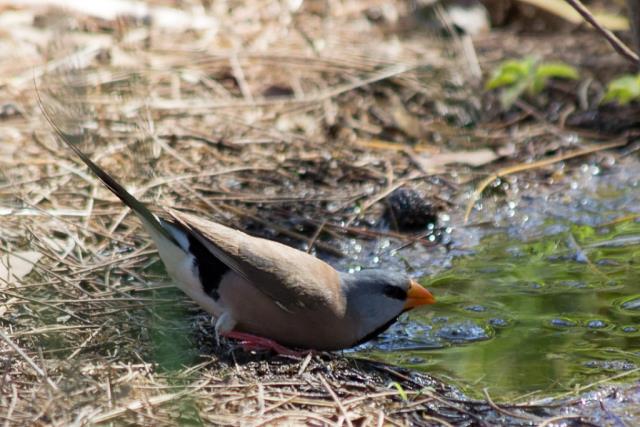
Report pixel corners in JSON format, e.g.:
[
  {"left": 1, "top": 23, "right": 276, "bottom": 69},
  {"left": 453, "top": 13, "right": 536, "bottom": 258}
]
[{"left": 356, "top": 161, "right": 640, "bottom": 401}]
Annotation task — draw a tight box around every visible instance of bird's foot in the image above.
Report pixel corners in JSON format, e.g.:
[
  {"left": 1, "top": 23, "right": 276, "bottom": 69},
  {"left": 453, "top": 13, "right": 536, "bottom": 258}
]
[{"left": 221, "top": 331, "right": 312, "bottom": 357}]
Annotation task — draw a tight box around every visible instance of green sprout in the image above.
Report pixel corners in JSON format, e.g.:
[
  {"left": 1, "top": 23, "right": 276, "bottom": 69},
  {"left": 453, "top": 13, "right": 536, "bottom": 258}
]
[
  {"left": 388, "top": 381, "right": 409, "bottom": 401},
  {"left": 602, "top": 74, "right": 640, "bottom": 105},
  {"left": 486, "top": 57, "right": 579, "bottom": 109}
]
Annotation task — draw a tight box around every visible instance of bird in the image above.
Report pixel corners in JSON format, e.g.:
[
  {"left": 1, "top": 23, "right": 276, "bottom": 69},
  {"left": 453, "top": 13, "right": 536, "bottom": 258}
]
[{"left": 39, "top": 102, "right": 435, "bottom": 352}]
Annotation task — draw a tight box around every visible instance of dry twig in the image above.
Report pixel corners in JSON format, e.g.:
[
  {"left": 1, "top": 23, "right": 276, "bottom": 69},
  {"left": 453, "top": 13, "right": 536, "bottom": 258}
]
[{"left": 564, "top": 0, "right": 639, "bottom": 66}]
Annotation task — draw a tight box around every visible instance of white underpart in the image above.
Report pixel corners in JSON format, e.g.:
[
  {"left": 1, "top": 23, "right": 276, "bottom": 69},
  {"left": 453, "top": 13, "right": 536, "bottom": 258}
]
[{"left": 138, "top": 217, "right": 231, "bottom": 321}]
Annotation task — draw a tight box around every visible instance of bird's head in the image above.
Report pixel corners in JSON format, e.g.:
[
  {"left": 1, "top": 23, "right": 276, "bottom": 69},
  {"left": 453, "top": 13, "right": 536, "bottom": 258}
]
[{"left": 340, "top": 269, "right": 435, "bottom": 344}]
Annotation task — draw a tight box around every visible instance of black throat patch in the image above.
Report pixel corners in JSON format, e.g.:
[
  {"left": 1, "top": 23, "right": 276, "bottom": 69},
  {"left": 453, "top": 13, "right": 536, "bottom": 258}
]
[{"left": 351, "top": 315, "right": 400, "bottom": 347}]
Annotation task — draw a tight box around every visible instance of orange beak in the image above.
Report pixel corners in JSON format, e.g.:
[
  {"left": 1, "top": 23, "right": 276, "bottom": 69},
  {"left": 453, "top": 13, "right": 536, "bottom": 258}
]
[{"left": 404, "top": 279, "right": 436, "bottom": 309}]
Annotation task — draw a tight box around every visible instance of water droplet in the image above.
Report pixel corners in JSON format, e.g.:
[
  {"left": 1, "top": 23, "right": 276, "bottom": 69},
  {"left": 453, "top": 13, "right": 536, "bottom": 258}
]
[
  {"left": 326, "top": 202, "right": 340, "bottom": 213},
  {"left": 436, "top": 321, "right": 490, "bottom": 342},
  {"left": 464, "top": 304, "right": 486, "bottom": 312},
  {"left": 549, "top": 318, "right": 576, "bottom": 328},
  {"left": 584, "top": 360, "right": 636, "bottom": 371},
  {"left": 621, "top": 296, "right": 640, "bottom": 311},
  {"left": 489, "top": 318, "right": 508, "bottom": 327},
  {"left": 526, "top": 281, "right": 543, "bottom": 289},
  {"left": 565, "top": 133, "right": 579, "bottom": 144},
  {"left": 596, "top": 259, "right": 619, "bottom": 266},
  {"left": 559, "top": 280, "right": 586, "bottom": 288},
  {"left": 586, "top": 320, "right": 607, "bottom": 329}
]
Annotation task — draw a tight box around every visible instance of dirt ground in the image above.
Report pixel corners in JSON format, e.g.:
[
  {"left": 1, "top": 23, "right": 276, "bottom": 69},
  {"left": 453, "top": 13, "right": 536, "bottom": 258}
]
[{"left": 1, "top": 0, "right": 638, "bottom": 425}]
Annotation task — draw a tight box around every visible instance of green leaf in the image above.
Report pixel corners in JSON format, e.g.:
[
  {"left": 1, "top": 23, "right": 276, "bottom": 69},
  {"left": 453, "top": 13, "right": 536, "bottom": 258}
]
[
  {"left": 603, "top": 74, "right": 640, "bottom": 105},
  {"left": 536, "top": 63, "right": 579, "bottom": 80},
  {"left": 531, "top": 75, "right": 548, "bottom": 95},
  {"left": 486, "top": 71, "right": 520, "bottom": 90},
  {"left": 500, "top": 58, "right": 534, "bottom": 76},
  {"left": 571, "top": 224, "right": 595, "bottom": 241},
  {"left": 485, "top": 58, "right": 534, "bottom": 90},
  {"left": 486, "top": 57, "right": 580, "bottom": 109},
  {"left": 389, "top": 381, "right": 409, "bottom": 401},
  {"left": 531, "top": 62, "right": 578, "bottom": 95},
  {"left": 500, "top": 79, "right": 528, "bottom": 109}
]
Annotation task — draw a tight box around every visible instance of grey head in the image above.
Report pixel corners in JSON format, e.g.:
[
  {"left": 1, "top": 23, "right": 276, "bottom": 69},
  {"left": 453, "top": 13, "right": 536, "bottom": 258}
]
[{"left": 339, "top": 269, "right": 435, "bottom": 346}]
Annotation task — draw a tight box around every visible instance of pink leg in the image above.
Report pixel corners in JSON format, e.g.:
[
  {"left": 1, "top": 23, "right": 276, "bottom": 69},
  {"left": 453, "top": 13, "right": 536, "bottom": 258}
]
[{"left": 221, "top": 331, "right": 312, "bottom": 357}]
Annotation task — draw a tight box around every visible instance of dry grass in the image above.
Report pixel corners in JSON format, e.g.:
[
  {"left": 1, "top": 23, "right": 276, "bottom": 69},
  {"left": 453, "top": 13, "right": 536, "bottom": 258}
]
[{"left": 0, "top": 0, "right": 636, "bottom": 425}]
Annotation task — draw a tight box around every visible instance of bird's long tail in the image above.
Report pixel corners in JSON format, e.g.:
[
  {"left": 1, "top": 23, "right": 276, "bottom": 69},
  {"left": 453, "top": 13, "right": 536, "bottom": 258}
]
[{"left": 36, "top": 88, "right": 179, "bottom": 246}]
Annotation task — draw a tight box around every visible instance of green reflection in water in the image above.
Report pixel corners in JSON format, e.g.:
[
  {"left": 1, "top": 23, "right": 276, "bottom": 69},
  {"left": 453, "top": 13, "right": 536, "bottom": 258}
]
[{"left": 362, "top": 220, "right": 640, "bottom": 401}]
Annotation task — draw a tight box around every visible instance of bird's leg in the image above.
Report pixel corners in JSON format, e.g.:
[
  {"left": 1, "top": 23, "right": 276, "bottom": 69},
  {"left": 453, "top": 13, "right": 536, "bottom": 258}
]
[
  {"left": 221, "top": 331, "right": 312, "bottom": 357},
  {"left": 214, "top": 312, "right": 237, "bottom": 347},
  {"left": 214, "top": 312, "right": 311, "bottom": 356}
]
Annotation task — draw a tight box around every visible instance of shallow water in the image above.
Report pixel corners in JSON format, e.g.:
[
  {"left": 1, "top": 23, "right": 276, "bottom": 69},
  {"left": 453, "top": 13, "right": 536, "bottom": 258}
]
[{"left": 354, "top": 159, "right": 640, "bottom": 401}]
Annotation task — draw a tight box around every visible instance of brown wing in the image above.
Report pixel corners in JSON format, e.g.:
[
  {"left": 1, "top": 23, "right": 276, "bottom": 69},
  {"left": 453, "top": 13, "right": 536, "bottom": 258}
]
[{"left": 166, "top": 208, "right": 345, "bottom": 315}]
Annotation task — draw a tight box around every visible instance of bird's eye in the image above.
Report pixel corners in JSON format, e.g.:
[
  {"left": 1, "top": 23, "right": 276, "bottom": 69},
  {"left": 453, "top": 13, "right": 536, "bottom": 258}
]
[{"left": 383, "top": 285, "right": 407, "bottom": 300}]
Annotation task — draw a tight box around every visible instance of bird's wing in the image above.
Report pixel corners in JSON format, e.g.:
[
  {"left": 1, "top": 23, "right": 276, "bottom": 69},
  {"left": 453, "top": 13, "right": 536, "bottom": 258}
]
[{"left": 167, "top": 208, "right": 345, "bottom": 314}]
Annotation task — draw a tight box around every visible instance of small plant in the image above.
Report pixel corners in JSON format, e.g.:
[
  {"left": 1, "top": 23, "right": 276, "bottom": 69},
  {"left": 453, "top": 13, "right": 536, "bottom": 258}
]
[
  {"left": 388, "top": 381, "right": 409, "bottom": 401},
  {"left": 602, "top": 74, "right": 640, "bottom": 105},
  {"left": 486, "top": 57, "right": 579, "bottom": 109}
]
